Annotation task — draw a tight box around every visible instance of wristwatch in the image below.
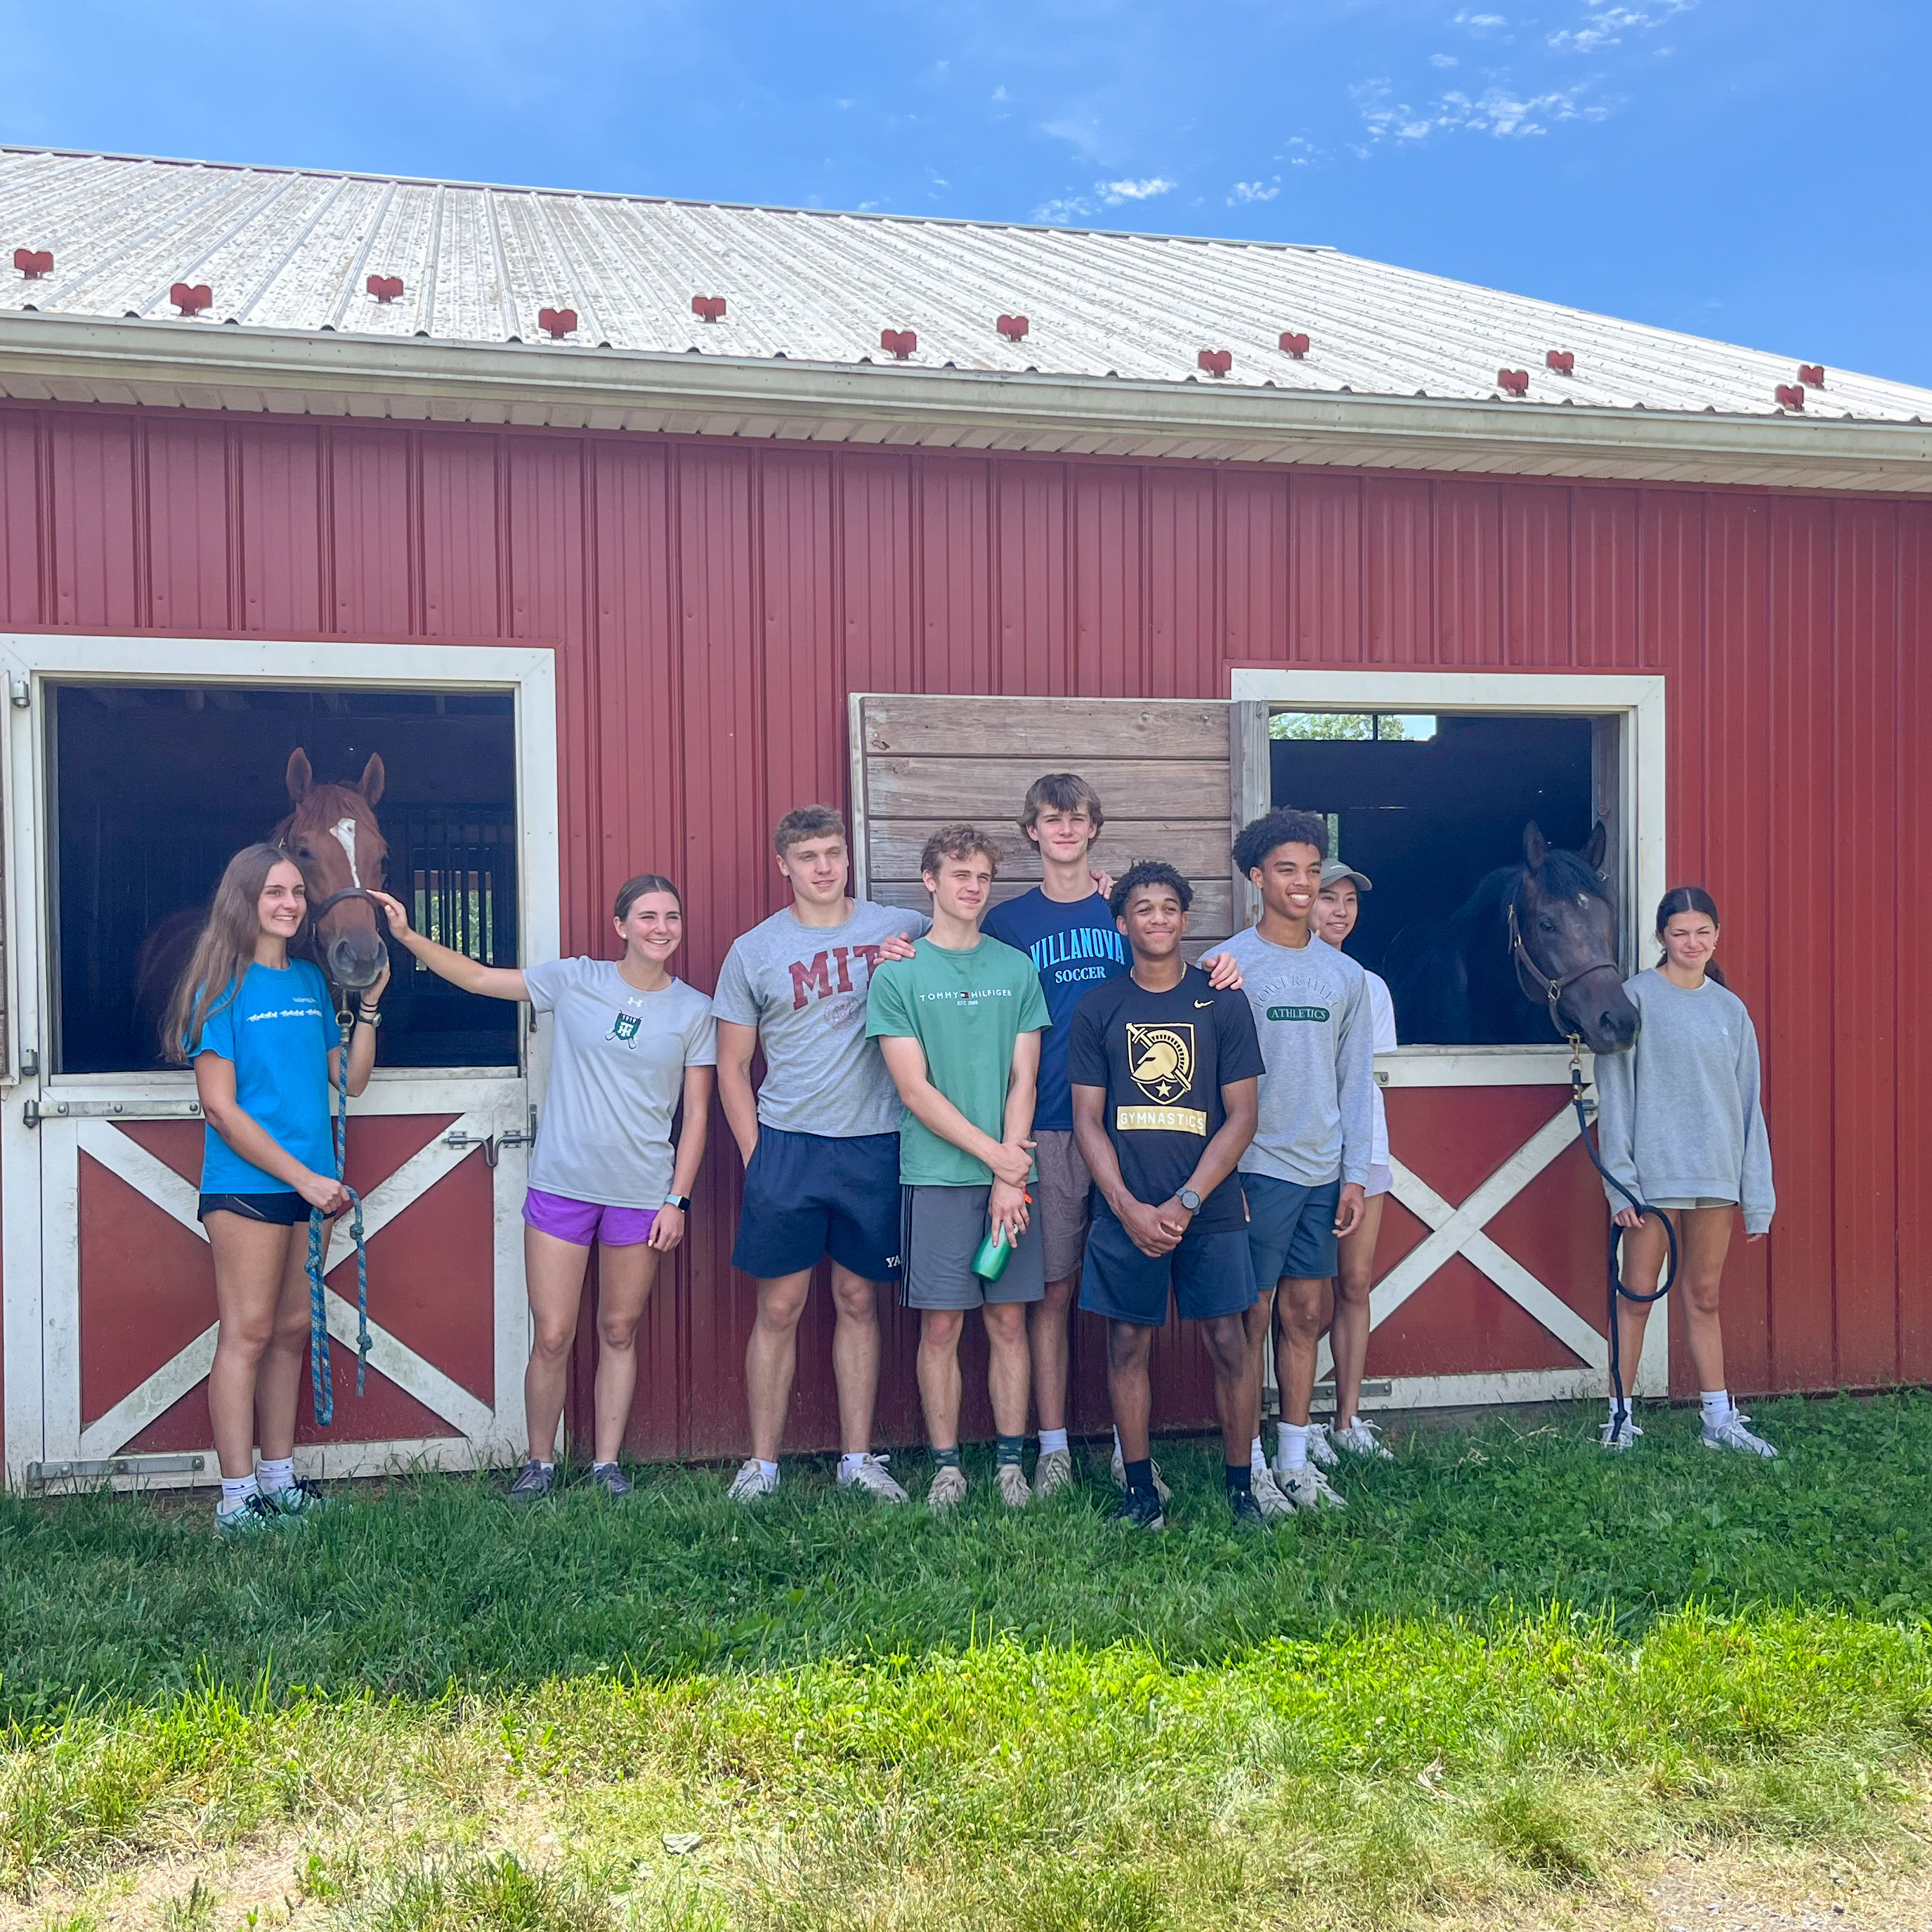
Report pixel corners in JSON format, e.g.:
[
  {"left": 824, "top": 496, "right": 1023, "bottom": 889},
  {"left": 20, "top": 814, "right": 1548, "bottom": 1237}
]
[
  {"left": 662, "top": 1194, "right": 691, "bottom": 1212},
  {"left": 1177, "top": 1188, "right": 1202, "bottom": 1213},
  {"left": 354, "top": 1006, "right": 382, "bottom": 1028}
]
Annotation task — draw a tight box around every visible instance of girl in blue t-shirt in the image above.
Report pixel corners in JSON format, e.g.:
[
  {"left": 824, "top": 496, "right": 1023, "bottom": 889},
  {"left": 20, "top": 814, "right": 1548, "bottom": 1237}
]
[{"left": 164, "top": 842, "right": 386, "bottom": 1535}]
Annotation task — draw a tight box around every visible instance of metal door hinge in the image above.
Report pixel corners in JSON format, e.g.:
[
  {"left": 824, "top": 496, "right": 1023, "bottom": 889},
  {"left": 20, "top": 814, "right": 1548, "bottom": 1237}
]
[
  {"left": 8, "top": 673, "right": 29, "bottom": 709},
  {"left": 27, "top": 1453, "right": 207, "bottom": 1484},
  {"left": 25, "top": 1096, "right": 202, "bottom": 1128}
]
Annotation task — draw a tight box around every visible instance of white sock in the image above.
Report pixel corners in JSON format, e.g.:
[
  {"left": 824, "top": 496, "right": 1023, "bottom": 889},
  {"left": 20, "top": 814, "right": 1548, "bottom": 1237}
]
[
  {"left": 257, "top": 1457, "right": 294, "bottom": 1496},
  {"left": 533, "top": 1458, "right": 556, "bottom": 1472},
  {"left": 757, "top": 1458, "right": 780, "bottom": 1487},
  {"left": 1607, "top": 1396, "right": 1633, "bottom": 1421},
  {"left": 1700, "top": 1389, "right": 1732, "bottom": 1430},
  {"left": 1249, "top": 1435, "right": 1267, "bottom": 1473},
  {"left": 1037, "top": 1428, "right": 1069, "bottom": 1456},
  {"left": 837, "top": 1452, "right": 867, "bottom": 1481},
  {"left": 1276, "top": 1424, "right": 1310, "bottom": 1474},
  {"left": 218, "top": 1473, "right": 259, "bottom": 1513},
  {"left": 1112, "top": 1425, "right": 1122, "bottom": 1458}
]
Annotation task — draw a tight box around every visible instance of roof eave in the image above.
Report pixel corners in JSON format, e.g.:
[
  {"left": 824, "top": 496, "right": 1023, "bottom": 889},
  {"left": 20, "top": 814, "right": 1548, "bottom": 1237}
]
[{"left": 1, "top": 311, "right": 1927, "bottom": 494}]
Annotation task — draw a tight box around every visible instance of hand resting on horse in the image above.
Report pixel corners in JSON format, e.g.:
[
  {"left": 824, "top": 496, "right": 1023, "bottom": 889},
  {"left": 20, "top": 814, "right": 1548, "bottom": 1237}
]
[{"left": 367, "top": 890, "right": 530, "bottom": 1004}]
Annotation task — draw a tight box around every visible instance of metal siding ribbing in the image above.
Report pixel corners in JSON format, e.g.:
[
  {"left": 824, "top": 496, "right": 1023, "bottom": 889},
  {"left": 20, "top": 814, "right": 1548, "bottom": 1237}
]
[{"left": 2, "top": 402, "right": 1922, "bottom": 1454}]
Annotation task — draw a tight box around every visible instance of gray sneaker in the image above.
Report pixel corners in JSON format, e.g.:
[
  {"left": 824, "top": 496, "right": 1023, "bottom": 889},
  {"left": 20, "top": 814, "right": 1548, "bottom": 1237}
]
[
  {"left": 1281, "top": 1466, "right": 1347, "bottom": 1512},
  {"left": 1703, "top": 1411, "right": 1779, "bottom": 1458},
  {"left": 1109, "top": 1447, "right": 1172, "bottom": 1504},
  {"left": 1598, "top": 1413, "right": 1645, "bottom": 1451},
  {"left": 506, "top": 1460, "right": 554, "bottom": 1505},
  {"left": 837, "top": 1453, "right": 908, "bottom": 1503},
  {"left": 1031, "top": 1447, "right": 1074, "bottom": 1498},
  {"left": 587, "top": 1461, "right": 633, "bottom": 1499},
  {"left": 726, "top": 1458, "right": 777, "bottom": 1502},
  {"left": 1307, "top": 1425, "right": 1341, "bottom": 1470},
  {"left": 927, "top": 1464, "right": 968, "bottom": 1512},
  {"left": 996, "top": 1461, "right": 1032, "bottom": 1510},
  {"left": 1252, "top": 1466, "right": 1295, "bottom": 1520}
]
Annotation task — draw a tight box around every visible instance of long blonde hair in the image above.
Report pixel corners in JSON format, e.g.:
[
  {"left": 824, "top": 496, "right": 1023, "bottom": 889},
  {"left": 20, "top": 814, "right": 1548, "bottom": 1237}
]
[{"left": 163, "top": 843, "right": 308, "bottom": 1064}]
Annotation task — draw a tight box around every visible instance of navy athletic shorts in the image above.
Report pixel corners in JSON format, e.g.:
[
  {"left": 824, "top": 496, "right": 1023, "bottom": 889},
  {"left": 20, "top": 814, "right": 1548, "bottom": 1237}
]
[
  {"left": 1078, "top": 1212, "right": 1258, "bottom": 1328},
  {"left": 1243, "top": 1174, "right": 1342, "bottom": 1286},
  {"left": 731, "top": 1127, "right": 903, "bottom": 1281},
  {"left": 197, "top": 1191, "right": 311, "bottom": 1226}
]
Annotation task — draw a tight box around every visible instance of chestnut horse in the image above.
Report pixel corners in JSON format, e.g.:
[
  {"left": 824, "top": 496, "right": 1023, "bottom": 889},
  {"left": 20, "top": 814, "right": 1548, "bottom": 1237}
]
[{"left": 137, "top": 749, "right": 391, "bottom": 1052}]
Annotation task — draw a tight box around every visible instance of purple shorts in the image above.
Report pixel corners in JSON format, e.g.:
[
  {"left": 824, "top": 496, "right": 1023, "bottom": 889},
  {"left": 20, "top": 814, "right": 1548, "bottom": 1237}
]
[{"left": 522, "top": 1187, "right": 658, "bottom": 1248}]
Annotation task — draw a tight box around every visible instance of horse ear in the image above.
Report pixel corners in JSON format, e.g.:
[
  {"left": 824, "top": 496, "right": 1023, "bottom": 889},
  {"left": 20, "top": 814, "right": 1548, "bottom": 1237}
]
[
  {"left": 1522, "top": 821, "right": 1548, "bottom": 870},
  {"left": 359, "top": 752, "right": 386, "bottom": 809},
  {"left": 1583, "top": 819, "right": 1608, "bottom": 875},
  {"left": 286, "top": 748, "right": 312, "bottom": 802}
]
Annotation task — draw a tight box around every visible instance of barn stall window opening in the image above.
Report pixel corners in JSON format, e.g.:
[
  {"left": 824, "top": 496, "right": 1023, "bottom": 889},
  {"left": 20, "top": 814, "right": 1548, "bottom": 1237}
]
[{"left": 47, "top": 684, "right": 518, "bottom": 1076}]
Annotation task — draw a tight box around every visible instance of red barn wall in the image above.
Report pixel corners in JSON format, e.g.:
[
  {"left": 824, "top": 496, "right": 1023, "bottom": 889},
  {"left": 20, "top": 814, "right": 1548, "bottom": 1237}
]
[{"left": 1, "top": 403, "right": 1926, "bottom": 1456}]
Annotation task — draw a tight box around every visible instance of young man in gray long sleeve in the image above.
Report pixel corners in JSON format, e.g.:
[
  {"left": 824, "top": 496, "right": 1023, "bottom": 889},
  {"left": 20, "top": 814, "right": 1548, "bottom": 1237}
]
[{"left": 1208, "top": 809, "right": 1376, "bottom": 1513}]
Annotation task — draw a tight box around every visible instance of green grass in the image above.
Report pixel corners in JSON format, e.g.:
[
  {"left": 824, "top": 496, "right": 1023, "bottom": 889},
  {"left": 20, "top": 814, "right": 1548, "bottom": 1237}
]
[{"left": 3, "top": 1394, "right": 1931, "bottom": 1928}]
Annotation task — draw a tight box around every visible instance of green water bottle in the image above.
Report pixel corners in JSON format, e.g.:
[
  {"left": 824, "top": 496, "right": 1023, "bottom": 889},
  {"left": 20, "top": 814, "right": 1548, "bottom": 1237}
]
[{"left": 972, "top": 1192, "right": 1032, "bottom": 1281}]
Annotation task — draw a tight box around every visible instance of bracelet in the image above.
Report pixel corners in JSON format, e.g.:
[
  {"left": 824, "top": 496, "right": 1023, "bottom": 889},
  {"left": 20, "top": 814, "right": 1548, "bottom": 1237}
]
[{"left": 354, "top": 1007, "right": 382, "bottom": 1028}]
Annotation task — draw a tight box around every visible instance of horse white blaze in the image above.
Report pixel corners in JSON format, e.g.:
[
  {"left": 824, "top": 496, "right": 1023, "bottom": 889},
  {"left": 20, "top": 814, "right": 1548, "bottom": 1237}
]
[{"left": 329, "top": 815, "right": 363, "bottom": 889}]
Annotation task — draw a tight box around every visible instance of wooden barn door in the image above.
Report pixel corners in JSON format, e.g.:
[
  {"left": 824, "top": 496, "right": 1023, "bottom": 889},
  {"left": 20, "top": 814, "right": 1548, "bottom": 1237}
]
[
  {"left": 849, "top": 693, "right": 1262, "bottom": 1439},
  {"left": 0, "top": 635, "right": 558, "bottom": 1493}
]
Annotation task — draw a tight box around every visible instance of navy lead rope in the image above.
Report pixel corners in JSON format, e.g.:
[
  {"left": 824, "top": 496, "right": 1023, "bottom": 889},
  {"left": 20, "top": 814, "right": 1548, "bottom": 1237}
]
[
  {"left": 1566, "top": 1039, "right": 1677, "bottom": 1443},
  {"left": 306, "top": 1010, "right": 372, "bottom": 1427}
]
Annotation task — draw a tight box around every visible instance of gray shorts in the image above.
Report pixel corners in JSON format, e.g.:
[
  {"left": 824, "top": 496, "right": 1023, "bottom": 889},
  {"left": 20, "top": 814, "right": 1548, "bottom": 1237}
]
[
  {"left": 901, "top": 1184, "right": 1048, "bottom": 1310},
  {"left": 1032, "top": 1129, "right": 1093, "bottom": 1283}
]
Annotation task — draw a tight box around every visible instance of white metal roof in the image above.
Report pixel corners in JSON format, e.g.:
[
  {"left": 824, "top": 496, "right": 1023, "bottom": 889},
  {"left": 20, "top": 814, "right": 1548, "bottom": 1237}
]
[
  {"left": 1, "top": 145, "right": 1928, "bottom": 494},
  {"left": 4, "top": 145, "right": 1925, "bottom": 422}
]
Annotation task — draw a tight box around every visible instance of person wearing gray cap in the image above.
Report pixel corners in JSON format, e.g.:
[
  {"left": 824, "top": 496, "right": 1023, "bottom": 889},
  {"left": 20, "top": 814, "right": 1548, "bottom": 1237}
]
[{"left": 1312, "top": 859, "right": 1399, "bottom": 1465}]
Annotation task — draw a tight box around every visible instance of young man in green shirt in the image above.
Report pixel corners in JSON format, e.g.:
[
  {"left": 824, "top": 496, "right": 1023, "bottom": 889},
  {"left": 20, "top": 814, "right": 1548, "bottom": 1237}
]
[{"left": 866, "top": 824, "right": 1051, "bottom": 1512}]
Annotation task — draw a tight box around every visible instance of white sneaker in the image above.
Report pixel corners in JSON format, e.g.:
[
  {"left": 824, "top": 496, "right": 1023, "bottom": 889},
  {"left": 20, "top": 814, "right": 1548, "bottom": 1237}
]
[
  {"left": 1330, "top": 1416, "right": 1394, "bottom": 1461},
  {"left": 1307, "top": 1425, "right": 1340, "bottom": 1470},
  {"left": 837, "top": 1453, "right": 908, "bottom": 1503},
  {"left": 1703, "top": 1411, "right": 1779, "bottom": 1458},
  {"left": 996, "top": 1462, "right": 1032, "bottom": 1510},
  {"left": 1598, "top": 1414, "right": 1645, "bottom": 1451},
  {"left": 726, "top": 1458, "right": 777, "bottom": 1502},
  {"left": 1031, "top": 1447, "right": 1074, "bottom": 1498},
  {"left": 1279, "top": 1466, "right": 1347, "bottom": 1511},
  {"left": 1252, "top": 1467, "right": 1295, "bottom": 1520},
  {"left": 928, "top": 1464, "right": 968, "bottom": 1511},
  {"left": 1109, "top": 1447, "right": 1172, "bottom": 1503}
]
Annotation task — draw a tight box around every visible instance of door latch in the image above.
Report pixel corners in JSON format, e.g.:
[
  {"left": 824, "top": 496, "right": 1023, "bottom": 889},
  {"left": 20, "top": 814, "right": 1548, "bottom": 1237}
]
[{"left": 443, "top": 1121, "right": 535, "bottom": 1168}]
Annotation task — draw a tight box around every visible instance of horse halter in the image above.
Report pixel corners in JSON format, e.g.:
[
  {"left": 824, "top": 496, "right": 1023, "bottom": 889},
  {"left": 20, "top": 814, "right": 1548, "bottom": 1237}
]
[{"left": 1506, "top": 893, "right": 1621, "bottom": 1043}]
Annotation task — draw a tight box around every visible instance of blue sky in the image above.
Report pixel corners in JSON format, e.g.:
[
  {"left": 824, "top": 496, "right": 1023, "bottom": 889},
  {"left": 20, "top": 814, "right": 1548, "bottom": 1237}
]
[{"left": 4, "top": 1, "right": 1926, "bottom": 385}]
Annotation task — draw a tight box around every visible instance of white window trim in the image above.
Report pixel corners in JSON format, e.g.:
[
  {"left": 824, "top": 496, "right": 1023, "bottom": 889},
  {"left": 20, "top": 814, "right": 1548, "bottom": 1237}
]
[{"left": 1229, "top": 667, "right": 1666, "bottom": 1076}]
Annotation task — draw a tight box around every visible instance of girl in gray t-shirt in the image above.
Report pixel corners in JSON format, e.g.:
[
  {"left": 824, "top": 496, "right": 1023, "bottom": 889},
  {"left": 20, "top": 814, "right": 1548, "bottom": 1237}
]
[
  {"left": 1593, "top": 885, "right": 1776, "bottom": 1459},
  {"left": 373, "top": 873, "right": 715, "bottom": 1502}
]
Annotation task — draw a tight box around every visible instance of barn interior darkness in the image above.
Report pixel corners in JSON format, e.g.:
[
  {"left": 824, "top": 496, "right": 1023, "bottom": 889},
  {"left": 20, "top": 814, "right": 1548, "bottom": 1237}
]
[
  {"left": 1271, "top": 712, "right": 1595, "bottom": 1044},
  {"left": 51, "top": 685, "right": 518, "bottom": 1074}
]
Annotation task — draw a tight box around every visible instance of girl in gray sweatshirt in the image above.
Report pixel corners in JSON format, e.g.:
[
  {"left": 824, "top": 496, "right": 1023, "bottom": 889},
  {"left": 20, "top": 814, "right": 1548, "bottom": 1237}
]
[{"left": 1593, "top": 886, "right": 1777, "bottom": 1458}]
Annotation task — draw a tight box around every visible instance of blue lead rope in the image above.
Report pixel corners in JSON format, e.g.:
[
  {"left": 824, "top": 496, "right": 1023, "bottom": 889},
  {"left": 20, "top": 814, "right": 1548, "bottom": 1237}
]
[{"left": 307, "top": 1011, "right": 372, "bottom": 1427}]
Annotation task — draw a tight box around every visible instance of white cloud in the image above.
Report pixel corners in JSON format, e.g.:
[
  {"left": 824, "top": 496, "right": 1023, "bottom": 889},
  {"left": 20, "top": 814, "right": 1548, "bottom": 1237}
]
[
  {"left": 1042, "top": 115, "right": 1104, "bottom": 159},
  {"left": 1354, "top": 75, "right": 1603, "bottom": 141},
  {"left": 1430, "top": 52, "right": 1460, "bottom": 67},
  {"left": 1548, "top": 1, "right": 1694, "bottom": 53},
  {"left": 1454, "top": 10, "right": 1508, "bottom": 27},
  {"left": 992, "top": 84, "right": 1007, "bottom": 100},
  {"left": 1229, "top": 178, "right": 1281, "bottom": 203},
  {"left": 1034, "top": 174, "right": 1178, "bottom": 223}
]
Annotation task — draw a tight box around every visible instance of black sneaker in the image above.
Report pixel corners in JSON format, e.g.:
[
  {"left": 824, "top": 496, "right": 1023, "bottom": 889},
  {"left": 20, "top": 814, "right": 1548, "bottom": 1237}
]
[
  {"left": 1110, "top": 1487, "right": 1165, "bottom": 1532},
  {"left": 1227, "top": 1488, "right": 1267, "bottom": 1532},
  {"left": 587, "top": 1461, "right": 632, "bottom": 1499},
  {"left": 506, "top": 1460, "right": 554, "bottom": 1505}
]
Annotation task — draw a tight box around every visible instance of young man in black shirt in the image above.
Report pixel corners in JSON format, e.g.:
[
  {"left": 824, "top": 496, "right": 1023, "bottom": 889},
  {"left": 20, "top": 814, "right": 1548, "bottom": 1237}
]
[{"left": 1069, "top": 862, "right": 1268, "bottom": 1530}]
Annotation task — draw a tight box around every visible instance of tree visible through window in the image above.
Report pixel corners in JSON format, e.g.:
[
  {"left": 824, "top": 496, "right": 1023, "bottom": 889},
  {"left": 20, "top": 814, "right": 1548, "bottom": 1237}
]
[{"left": 1269, "top": 713, "right": 1438, "bottom": 742}]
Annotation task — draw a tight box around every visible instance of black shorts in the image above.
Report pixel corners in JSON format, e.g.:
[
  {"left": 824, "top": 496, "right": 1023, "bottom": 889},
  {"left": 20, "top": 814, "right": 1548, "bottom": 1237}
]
[
  {"left": 198, "top": 1191, "right": 311, "bottom": 1226},
  {"left": 1078, "top": 1213, "right": 1258, "bottom": 1328},
  {"left": 731, "top": 1128, "right": 904, "bottom": 1281}
]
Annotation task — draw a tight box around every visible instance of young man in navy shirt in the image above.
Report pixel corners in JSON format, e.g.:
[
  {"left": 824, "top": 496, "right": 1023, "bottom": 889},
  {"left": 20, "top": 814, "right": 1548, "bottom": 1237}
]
[{"left": 983, "top": 774, "right": 1240, "bottom": 1496}]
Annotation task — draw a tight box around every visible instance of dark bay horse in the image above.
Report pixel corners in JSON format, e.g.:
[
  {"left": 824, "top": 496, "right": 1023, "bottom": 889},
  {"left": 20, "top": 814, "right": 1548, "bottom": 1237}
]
[
  {"left": 137, "top": 750, "right": 391, "bottom": 1050},
  {"left": 1384, "top": 822, "right": 1639, "bottom": 1055}
]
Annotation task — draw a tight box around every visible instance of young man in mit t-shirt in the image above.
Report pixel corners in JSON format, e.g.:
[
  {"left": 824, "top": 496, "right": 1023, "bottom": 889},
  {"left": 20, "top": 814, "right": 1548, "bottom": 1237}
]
[
  {"left": 866, "top": 824, "right": 1050, "bottom": 1512},
  {"left": 713, "top": 805, "right": 929, "bottom": 1503},
  {"left": 982, "top": 773, "right": 1241, "bottom": 1499},
  {"left": 1209, "top": 809, "right": 1375, "bottom": 1513},
  {"left": 1069, "top": 863, "right": 1267, "bottom": 1532}
]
